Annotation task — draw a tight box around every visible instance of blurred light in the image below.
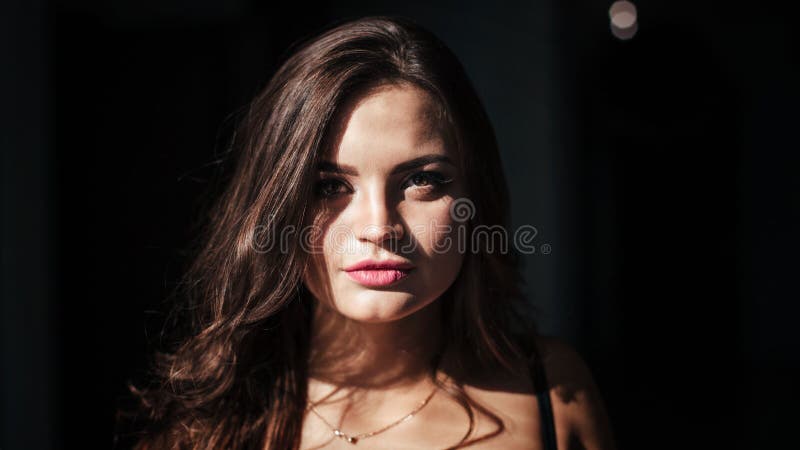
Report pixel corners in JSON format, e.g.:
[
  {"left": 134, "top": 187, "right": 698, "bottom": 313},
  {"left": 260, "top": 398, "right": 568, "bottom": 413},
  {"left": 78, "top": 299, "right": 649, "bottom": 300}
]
[
  {"left": 609, "top": 1, "right": 638, "bottom": 40},
  {"left": 611, "top": 21, "right": 638, "bottom": 40}
]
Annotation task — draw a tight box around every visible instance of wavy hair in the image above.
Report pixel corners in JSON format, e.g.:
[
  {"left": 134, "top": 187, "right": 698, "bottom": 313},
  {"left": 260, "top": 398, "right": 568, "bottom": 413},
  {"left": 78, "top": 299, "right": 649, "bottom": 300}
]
[{"left": 119, "top": 15, "right": 538, "bottom": 450}]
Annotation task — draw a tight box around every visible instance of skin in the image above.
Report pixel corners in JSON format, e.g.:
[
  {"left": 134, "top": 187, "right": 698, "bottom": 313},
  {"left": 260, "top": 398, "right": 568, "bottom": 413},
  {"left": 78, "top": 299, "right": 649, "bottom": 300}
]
[{"left": 298, "top": 83, "right": 615, "bottom": 450}]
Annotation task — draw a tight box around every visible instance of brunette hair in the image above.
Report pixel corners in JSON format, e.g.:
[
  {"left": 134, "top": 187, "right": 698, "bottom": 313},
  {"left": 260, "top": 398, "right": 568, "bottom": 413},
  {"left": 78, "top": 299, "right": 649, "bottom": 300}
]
[{"left": 119, "top": 15, "right": 537, "bottom": 450}]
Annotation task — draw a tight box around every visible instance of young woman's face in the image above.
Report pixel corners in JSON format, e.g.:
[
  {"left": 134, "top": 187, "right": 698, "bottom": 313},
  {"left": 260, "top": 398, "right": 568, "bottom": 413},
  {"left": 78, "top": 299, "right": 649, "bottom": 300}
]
[{"left": 303, "top": 83, "right": 465, "bottom": 323}]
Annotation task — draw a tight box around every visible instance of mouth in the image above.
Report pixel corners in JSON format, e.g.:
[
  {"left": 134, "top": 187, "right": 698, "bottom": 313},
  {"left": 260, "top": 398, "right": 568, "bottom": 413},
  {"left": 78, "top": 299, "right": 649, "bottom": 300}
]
[
  {"left": 344, "top": 268, "right": 413, "bottom": 288},
  {"left": 342, "top": 259, "right": 415, "bottom": 288}
]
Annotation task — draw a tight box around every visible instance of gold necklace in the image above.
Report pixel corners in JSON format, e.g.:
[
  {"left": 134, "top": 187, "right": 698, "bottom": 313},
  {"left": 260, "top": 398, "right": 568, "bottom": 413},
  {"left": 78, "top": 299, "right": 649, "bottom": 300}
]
[{"left": 306, "top": 384, "right": 440, "bottom": 445}]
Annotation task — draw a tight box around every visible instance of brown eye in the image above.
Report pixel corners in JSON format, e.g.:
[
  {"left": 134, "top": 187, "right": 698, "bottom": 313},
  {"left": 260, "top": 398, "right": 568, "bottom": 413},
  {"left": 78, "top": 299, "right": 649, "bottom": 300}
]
[
  {"left": 314, "top": 179, "right": 349, "bottom": 198},
  {"left": 403, "top": 171, "right": 452, "bottom": 189},
  {"left": 411, "top": 173, "right": 432, "bottom": 186}
]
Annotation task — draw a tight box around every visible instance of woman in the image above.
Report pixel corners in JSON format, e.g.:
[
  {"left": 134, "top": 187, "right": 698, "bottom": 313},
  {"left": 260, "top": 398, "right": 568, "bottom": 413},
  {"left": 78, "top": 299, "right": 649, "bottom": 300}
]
[{"left": 122, "top": 16, "right": 615, "bottom": 450}]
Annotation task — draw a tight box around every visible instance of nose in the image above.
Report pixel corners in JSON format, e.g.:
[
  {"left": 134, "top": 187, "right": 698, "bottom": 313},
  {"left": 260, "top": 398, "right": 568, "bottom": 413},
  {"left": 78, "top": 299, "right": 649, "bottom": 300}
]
[{"left": 354, "top": 185, "right": 405, "bottom": 245}]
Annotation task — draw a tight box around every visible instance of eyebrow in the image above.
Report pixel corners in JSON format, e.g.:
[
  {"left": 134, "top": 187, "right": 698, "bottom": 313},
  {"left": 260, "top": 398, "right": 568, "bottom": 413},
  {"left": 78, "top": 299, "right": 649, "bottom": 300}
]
[{"left": 317, "top": 154, "right": 456, "bottom": 176}]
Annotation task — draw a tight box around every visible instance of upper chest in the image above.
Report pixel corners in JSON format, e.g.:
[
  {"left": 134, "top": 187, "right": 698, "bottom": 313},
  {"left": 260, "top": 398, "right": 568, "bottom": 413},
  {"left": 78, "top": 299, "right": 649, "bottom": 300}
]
[{"left": 299, "top": 384, "right": 557, "bottom": 450}]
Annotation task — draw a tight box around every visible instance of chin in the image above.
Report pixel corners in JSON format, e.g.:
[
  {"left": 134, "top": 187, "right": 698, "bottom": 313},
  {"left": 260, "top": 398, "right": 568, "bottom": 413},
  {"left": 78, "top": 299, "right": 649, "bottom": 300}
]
[{"left": 335, "top": 290, "right": 432, "bottom": 323}]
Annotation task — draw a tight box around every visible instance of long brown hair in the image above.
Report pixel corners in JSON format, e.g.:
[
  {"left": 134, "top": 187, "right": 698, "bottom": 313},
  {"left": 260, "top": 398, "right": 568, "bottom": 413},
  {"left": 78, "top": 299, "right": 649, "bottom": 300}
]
[{"left": 120, "top": 16, "right": 537, "bottom": 450}]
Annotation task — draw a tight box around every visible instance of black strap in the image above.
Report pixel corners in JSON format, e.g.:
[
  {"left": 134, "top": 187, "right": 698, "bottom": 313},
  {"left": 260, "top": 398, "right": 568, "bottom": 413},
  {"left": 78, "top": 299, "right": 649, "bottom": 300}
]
[{"left": 529, "top": 342, "right": 558, "bottom": 450}]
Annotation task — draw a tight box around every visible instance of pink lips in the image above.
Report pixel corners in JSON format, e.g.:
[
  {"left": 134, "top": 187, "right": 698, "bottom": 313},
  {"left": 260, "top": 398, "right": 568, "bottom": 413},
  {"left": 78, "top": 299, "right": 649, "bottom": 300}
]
[{"left": 344, "top": 259, "right": 414, "bottom": 288}]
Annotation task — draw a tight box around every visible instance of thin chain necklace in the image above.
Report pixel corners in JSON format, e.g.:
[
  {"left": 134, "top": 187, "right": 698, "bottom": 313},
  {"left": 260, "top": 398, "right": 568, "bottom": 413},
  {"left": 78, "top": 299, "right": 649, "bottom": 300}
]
[{"left": 306, "top": 384, "right": 440, "bottom": 445}]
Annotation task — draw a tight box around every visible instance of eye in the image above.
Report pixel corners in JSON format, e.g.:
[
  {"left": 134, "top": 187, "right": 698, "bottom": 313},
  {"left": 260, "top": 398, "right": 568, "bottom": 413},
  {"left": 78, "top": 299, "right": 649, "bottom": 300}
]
[
  {"left": 402, "top": 171, "right": 453, "bottom": 190},
  {"left": 314, "top": 178, "right": 350, "bottom": 198}
]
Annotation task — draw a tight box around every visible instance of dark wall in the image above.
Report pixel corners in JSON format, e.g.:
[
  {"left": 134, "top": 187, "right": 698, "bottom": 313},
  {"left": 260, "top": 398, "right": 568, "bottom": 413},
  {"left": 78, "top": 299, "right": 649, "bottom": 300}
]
[
  {"left": 558, "top": 3, "right": 799, "bottom": 448},
  {"left": 2, "top": 1, "right": 797, "bottom": 449}
]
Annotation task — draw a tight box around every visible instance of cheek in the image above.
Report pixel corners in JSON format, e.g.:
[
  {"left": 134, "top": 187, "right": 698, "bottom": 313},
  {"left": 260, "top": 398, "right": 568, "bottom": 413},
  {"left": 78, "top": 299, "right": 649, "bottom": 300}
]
[
  {"left": 405, "top": 199, "right": 462, "bottom": 257},
  {"left": 404, "top": 199, "right": 464, "bottom": 301},
  {"left": 302, "top": 245, "right": 329, "bottom": 304},
  {"left": 302, "top": 212, "right": 340, "bottom": 301}
]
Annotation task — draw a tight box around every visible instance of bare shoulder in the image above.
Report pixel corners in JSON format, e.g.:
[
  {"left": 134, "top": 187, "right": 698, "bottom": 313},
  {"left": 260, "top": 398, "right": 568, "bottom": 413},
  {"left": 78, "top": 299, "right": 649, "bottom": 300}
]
[{"left": 534, "top": 335, "right": 617, "bottom": 450}]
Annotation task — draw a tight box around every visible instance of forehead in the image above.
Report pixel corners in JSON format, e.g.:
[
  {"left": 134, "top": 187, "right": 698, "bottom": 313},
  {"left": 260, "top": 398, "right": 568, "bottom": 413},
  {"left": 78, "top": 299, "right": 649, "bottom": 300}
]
[{"left": 325, "top": 83, "right": 453, "bottom": 168}]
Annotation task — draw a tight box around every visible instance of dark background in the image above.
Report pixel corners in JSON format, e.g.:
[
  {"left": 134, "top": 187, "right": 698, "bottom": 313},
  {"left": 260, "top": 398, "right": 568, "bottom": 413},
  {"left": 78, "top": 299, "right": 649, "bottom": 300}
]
[{"left": 2, "top": 0, "right": 798, "bottom": 449}]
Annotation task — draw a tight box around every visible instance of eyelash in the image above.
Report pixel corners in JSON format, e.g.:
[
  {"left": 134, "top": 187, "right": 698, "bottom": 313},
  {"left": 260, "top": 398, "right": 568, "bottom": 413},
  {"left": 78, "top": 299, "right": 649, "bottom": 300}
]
[{"left": 314, "top": 171, "right": 453, "bottom": 199}]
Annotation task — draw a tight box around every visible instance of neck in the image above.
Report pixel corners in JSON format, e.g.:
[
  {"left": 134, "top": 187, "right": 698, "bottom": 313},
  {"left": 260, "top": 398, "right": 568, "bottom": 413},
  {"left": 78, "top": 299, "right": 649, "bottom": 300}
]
[{"left": 307, "top": 299, "right": 446, "bottom": 391}]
